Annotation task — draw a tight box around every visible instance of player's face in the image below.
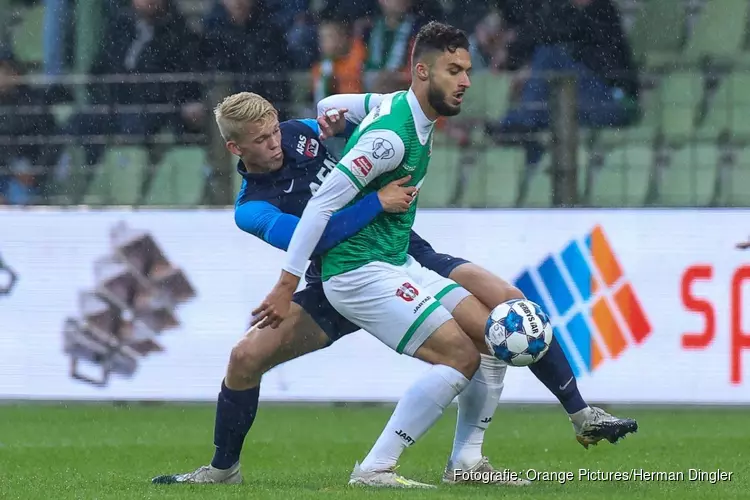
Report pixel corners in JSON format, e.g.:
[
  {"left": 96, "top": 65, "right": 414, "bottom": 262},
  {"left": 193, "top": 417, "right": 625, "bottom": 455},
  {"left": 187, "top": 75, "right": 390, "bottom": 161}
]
[
  {"left": 229, "top": 118, "right": 283, "bottom": 172},
  {"left": 427, "top": 48, "right": 471, "bottom": 117}
]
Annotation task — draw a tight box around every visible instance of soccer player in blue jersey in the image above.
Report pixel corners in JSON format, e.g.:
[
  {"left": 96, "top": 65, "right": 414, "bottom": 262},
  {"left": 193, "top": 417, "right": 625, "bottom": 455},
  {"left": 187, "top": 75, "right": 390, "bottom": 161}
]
[{"left": 151, "top": 91, "right": 636, "bottom": 487}]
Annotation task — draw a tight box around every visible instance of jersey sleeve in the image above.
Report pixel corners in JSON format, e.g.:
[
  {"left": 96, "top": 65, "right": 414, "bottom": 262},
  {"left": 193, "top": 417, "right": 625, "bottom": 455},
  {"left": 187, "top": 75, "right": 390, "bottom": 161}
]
[
  {"left": 282, "top": 168, "right": 362, "bottom": 277},
  {"left": 235, "top": 196, "right": 383, "bottom": 254},
  {"left": 233, "top": 201, "right": 284, "bottom": 244},
  {"left": 317, "top": 93, "right": 386, "bottom": 126},
  {"left": 335, "top": 129, "right": 405, "bottom": 191},
  {"left": 296, "top": 118, "right": 321, "bottom": 136}
]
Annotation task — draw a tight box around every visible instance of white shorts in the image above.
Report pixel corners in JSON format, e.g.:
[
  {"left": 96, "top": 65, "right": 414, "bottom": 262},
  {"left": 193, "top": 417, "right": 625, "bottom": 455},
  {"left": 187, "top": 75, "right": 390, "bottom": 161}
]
[{"left": 322, "top": 256, "right": 471, "bottom": 356}]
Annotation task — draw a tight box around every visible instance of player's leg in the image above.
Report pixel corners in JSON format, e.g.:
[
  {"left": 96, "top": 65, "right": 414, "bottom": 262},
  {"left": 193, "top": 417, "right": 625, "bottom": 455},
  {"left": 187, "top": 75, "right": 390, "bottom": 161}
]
[
  {"left": 152, "top": 293, "right": 333, "bottom": 485},
  {"left": 448, "top": 262, "right": 637, "bottom": 447},
  {"left": 405, "top": 258, "right": 528, "bottom": 486},
  {"left": 323, "top": 263, "right": 480, "bottom": 488}
]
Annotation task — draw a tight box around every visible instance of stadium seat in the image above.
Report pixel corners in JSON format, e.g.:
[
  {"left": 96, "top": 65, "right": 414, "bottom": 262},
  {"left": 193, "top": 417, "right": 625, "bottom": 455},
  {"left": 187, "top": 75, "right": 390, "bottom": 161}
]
[
  {"left": 521, "top": 162, "right": 552, "bottom": 208},
  {"left": 521, "top": 146, "right": 589, "bottom": 207},
  {"left": 725, "top": 148, "right": 750, "bottom": 207},
  {"left": 419, "top": 146, "right": 461, "bottom": 208},
  {"left": 48, "top": 146, "right": 89, "bottom": 205},
  {"left": 595, "top": 86, "right": 660, "bottom": 148},
  {"left": 143, "top": 147, "right": 208, "bottom": 206},
  {"left": 683, "top": 0, "right": 750, "bottom": 64},
  {"left": 698, "top": 73, "right": 750, "bottom": 142},
  {"left": 588, "top": 145, "right": 655, "bottom": 207},
  {"left": 657, "top": 143, "right": 719, "bottom": 206},
  {"left": 83, "top": 147, "right": 148, "bottom": 205},
  {"left": 460, "top": 73, "right": 512, "bottom": 121},
  {"left": 628, "top": 0, "right": 686, "bottom": 68},
  {"left": 11, "top": 4, "right": 45, "bottom": 65},
  {"left": 461, "top": 147, "right": 525, "bottom": 208},
  {"left": 660, "top": 72, "right": 704, "bottom": 144}
]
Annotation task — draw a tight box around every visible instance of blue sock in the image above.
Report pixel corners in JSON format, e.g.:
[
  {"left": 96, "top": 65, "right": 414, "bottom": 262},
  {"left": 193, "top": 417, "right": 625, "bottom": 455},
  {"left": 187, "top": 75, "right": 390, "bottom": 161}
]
[
  {"left": 529, "top": 336, "right": 588, "bottom": 414},
  {"left": 210, "top": 380, "right": 260, "bottom": 470}
]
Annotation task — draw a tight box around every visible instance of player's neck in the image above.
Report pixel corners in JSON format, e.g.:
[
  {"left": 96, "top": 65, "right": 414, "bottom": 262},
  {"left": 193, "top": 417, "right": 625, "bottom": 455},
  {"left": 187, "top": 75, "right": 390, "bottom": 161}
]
[
  {"left": 240, "top": 159, "right": 268, "bottom": 175},
  {"left": 409, "top": 87, "right": 439, "bottom": 122}
]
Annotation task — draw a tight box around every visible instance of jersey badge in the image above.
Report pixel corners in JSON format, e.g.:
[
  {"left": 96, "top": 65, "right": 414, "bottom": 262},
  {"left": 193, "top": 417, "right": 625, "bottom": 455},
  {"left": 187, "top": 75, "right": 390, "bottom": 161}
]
[
  {"left": 352, "top": 156, "right": 373, "bottom": 178},
  {"left": 372, "top": 137, "right": 395, "bottom": 160}
]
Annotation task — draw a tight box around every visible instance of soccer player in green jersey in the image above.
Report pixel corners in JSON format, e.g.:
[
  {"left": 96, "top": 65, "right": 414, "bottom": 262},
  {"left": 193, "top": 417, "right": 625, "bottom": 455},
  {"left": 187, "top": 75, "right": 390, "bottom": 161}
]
[{"left": 253, "top": 21, "right": 528, "bottom": 488}]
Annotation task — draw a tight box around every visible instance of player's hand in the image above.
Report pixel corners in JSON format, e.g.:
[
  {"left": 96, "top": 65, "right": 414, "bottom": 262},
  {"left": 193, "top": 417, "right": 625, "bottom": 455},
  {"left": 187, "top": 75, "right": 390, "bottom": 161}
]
[
  {"left": 251, "top": 277, "right": 297, "bottom": 329},
  {"left": 378, "top": 176, "right": 417, "bottom": 213},
  {"left": 737, "top": 238, "right": 750, "bottom": 250},
  {"left": 317, "top": 107, "right": 349, "bottom": 140}
]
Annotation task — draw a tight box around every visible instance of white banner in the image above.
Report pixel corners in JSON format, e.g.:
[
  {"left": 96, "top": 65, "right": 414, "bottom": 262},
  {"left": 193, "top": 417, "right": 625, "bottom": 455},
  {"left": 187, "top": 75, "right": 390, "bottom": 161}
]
[{"left": 0, "top": 208, "right": 748, "bottom": 403}]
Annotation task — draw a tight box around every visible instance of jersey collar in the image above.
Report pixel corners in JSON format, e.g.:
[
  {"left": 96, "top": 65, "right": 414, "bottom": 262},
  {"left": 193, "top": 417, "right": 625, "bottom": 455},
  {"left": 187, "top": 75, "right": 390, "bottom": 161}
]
[
  {"left": 237, "top": 159, "right": 278, "bottom": 181},
  {"left": 407, "top": 88, "right": 435, "bottom": 146}
]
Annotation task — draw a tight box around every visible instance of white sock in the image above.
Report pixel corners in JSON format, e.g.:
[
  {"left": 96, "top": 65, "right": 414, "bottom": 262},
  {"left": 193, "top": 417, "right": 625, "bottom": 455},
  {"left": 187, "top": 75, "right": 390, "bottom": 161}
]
[
  {"left": 359, "top": 364, "right": 470, "bottom": 473},
  {"left": 450, "top": 354, "right": 507, "bottom": 470}
]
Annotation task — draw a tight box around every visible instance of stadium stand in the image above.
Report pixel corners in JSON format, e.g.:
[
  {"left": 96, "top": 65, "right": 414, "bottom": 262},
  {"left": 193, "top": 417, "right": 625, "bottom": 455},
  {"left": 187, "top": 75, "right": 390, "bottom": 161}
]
[{"left": 0, "top": 0, "right": 749, "bottom": 208}]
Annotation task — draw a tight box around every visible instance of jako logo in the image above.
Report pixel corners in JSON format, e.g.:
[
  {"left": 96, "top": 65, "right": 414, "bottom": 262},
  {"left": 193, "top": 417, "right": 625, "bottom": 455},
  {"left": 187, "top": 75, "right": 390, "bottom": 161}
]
[{"left": 513, "top": 225, "right": 652, "bottom": 377}]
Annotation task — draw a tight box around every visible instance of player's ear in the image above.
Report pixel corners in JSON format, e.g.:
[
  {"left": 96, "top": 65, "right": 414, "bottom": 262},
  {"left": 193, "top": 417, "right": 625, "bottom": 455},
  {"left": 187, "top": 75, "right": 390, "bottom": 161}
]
[
  {"left": 414, "top": 61, "right": 430, "bottom": 82},
  {"left": 226, "top": 141, "right": 241, "bottom": 157}
]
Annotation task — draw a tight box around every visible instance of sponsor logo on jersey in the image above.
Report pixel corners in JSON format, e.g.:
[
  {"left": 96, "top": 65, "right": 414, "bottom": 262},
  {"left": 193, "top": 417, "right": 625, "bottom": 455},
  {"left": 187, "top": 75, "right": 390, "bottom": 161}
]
[
  {"left": 352, "top": 156, "right": 373, "bottom": 178},
  {"left": 412, "top": 295, "right": 431, "bottom": 315},
  {"left": 372, "top": 137, "right": 395, "bottom": 160},
  {"left": 296, "top": 136, "right": 320, "bottom": 158},
  {"left": 305, "top": 138, "right": 319, "bottom": 158},
  {"left": 396, "top": 282, "right": 419, "bottom": 302},
  {"left": 296, "top": 135, "right": 306, "bottom": 155}
]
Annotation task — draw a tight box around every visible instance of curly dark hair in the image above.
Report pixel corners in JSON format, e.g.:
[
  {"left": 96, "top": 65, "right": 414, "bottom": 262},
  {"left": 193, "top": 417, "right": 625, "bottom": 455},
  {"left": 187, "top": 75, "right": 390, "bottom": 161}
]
[{"left": 412, "top": 21, "right": 470, "bottom": 62}]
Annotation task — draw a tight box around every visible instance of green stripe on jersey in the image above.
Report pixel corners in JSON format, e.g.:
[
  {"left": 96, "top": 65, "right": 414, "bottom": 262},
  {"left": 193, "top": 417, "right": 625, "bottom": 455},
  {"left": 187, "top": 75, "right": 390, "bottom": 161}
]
[
  {"left": 336, "top": 164, "right": 364, "bottom": 190},
  {"left": 396, "top": 301, "right": 442, "bottom": 354},
  {"left": 434, "top": 283, "right": 461, "bottom": 301}
]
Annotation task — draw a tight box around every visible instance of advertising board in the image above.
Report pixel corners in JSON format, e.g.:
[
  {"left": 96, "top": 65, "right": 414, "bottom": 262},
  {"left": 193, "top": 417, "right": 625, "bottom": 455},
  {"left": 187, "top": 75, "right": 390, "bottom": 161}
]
[{"left": 0, "top": 209, "right": 747, "bottom": 403}]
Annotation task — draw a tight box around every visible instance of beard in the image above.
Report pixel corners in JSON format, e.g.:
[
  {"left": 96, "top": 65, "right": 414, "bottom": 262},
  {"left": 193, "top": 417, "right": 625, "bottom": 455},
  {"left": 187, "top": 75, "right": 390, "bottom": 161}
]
[{"left": 427, "top": 81, "right": 461, "bottom": 117}]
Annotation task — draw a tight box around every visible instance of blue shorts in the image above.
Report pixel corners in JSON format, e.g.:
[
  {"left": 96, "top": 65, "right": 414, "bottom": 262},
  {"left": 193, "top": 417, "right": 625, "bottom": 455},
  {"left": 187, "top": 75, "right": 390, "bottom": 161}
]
[{"left": 292, "top": 234, "right": 469, "bottom": 343}]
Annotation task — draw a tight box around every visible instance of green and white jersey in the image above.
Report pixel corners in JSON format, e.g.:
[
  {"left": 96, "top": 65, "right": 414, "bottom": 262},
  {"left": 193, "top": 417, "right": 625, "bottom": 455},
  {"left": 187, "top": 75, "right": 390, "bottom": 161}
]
[{"left": 321, "top": 89, "right": 435, "bottom": 281}]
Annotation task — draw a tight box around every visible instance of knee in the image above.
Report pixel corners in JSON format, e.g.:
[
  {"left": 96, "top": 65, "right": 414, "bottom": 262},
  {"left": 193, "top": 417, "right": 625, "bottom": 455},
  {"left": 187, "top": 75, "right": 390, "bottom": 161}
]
[
  {"left": 450, "top": 335, "right": 481, "bottom": 379},
  {"left": 228, "top": 338, "right": 264, "bottom": 380}
]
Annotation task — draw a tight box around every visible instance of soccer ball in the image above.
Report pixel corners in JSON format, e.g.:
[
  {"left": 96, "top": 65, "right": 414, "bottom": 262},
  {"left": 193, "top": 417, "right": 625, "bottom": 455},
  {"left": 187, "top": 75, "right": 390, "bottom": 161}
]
[{"left": 485, "top": 299, "right": 553, "bottom": 366}]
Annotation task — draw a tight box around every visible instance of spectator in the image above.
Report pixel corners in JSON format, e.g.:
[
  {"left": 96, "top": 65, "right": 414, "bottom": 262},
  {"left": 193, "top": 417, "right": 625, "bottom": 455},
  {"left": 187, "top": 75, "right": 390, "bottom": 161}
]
[
  {"left": 261, "top": 0, "right": 317, "bottom": 69},
  {"left": 468, "top": 10, "right": 514, "bottom": 72},
  {"left": 311, "top": 17, "right": 366, "bottom": 103},
  {"left": 67, "top": 0, "right": 204, "bottom": 164},
  {"left": 361, "top": 0, "right": 429, "bottom": 94},
  {"left": 0, "top": 51, "right": 59, "bottom": 205},
  {"left": 500, "top": 0, "right": 639, "bottom": 137},
  {"left": 201, "top": 0, "right": 291, "bottom": 119},
  {"left": 488, "top": 0, "right": 640, "bottom": 165}
]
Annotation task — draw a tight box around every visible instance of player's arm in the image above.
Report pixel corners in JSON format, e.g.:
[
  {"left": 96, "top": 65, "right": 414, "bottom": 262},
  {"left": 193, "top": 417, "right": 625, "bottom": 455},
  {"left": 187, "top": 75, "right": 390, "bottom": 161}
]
[
  {"left": 234, "top": 195, "right": 383, "bottom": 255},
  {"left": 283, "top": 129, "right": 405, "bottom": 276},
  {"left": 252, "top": 129, "right": 405, "bottom": 328},
  {"left": 316, "top": 93, "right": 386, "bottom": 139}
]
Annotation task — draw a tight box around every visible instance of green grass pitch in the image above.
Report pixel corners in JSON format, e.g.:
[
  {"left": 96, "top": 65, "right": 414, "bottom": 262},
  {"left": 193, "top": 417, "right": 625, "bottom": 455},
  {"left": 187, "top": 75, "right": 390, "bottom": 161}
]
[{"left": 1, "top": 403, "right": 746, "bottom": 499}]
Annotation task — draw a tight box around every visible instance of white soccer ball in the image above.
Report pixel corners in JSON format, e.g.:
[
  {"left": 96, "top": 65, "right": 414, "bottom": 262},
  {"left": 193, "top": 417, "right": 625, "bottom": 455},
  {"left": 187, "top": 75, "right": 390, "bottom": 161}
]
[{"left": 485, "top": 299, "right": 553, "bottom": 366}]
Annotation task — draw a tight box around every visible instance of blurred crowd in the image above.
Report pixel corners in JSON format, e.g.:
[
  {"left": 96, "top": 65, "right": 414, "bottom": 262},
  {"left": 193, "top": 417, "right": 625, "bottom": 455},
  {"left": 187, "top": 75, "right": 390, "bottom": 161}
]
[{"left": 0, "top": 0, "right": 639, "bottom": 205}]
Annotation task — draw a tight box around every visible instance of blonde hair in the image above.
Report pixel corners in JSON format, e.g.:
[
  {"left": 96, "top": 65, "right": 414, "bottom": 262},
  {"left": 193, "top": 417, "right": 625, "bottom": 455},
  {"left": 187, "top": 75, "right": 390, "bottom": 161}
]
[{"left": 214, "top": 92, "right": 278, "bottom": 141}]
